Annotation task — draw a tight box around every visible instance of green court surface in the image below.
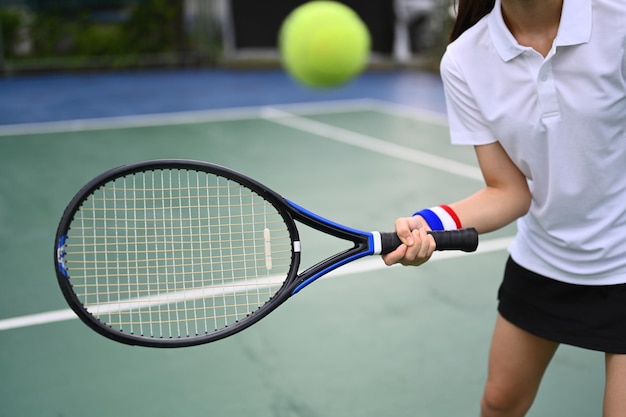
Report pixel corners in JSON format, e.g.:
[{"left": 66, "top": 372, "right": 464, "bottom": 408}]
[{"left": 0, "top": 99, "right": 605, "bottom": 416}]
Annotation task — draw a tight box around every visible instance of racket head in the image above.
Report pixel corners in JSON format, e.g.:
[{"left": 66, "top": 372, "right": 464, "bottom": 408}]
[{"left": 54, "top": 160, "right": 301, "bottom": 347}]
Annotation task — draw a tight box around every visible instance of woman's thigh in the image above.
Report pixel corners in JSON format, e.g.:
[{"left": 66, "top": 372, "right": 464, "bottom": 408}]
[{"left": 481, "top": 314, "right": 559, "bottom": 416}]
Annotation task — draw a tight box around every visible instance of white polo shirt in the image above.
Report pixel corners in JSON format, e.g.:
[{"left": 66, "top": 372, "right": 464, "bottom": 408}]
[{"left": 440, "top": 0, "right": 626, "bottom": 284}]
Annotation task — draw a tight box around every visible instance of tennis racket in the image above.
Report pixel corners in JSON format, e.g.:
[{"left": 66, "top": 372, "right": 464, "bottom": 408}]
[{"left": 54, "top": 159, "right": 478, "bottom": 347}]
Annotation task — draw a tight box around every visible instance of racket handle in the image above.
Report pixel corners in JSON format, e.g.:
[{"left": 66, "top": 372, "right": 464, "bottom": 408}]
[
  {"left": 429, "top": 228, "right": 479, "bottom": 252},
  {"left": 379, "top": 227, "right": 478, "bottom": 254}
]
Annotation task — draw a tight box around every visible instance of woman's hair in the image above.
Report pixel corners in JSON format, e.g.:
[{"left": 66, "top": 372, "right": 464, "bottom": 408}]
[{"left": 449, "top": 0, "right": 496, "bottom": 42}]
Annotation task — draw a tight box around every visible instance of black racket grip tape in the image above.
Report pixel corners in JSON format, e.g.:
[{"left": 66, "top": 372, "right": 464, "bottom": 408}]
[
  {"left": 429, "top": 228, "right": 479, "bottom": 252},
  {"left": 379, "top": 227, "right": 478, "bottom": 254}
]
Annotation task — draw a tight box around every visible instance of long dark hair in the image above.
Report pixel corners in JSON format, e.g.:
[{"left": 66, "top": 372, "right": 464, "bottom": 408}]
[{"left": 450, "top": 0, "right": 496, "bottom": 42}]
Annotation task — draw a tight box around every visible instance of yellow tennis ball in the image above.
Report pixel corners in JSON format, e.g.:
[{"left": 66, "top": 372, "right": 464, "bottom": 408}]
[{"left": 279, "top": 1, "right": 371, "bottom": 89}]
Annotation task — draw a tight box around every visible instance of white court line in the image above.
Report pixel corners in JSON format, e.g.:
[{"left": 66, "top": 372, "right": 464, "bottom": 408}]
[
  {"left": 0, "top": 98, "right": 447, "bottom": 138},
  {"left": 0, "top": 99, "right": 378, "bottom": 136},
  {"left": 0, "top": 99, "right": 484, "bottom": 180},
  {"left": 0, "top": 237, "right": 512, "bottom": 332},
  {"left": 0, "top": 98, "right": 443, "bottom": 136},
  {"left": 0, "top": 98, "right": 482, "bottom": 177},
  {"left": 367, "top": 99, "right": 450, "bottom": 126},
  {"left": 260, "top": 107, "right": 483, "bottom": 181}
]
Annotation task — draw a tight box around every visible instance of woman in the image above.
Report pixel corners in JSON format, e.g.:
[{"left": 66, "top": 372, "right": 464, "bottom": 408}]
[{"left": 383, "top": 0, "right": 626, "bottom": 415}]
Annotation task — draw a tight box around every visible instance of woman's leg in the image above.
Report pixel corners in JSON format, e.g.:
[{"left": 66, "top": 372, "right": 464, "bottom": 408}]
[
  {"left": 480, "top": 314, "right": 559, "bottom": 417},
  {"left": 604, "top": 353, "right": 626, "bottom": 417}
]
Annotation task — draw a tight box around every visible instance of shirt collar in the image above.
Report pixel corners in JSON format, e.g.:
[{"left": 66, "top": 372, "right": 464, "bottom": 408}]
[{"left": 489, "top": 0, "right": 592, "bottom": 62}]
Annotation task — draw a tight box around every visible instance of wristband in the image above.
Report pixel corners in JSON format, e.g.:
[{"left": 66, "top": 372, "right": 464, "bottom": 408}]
[{"left": 413, "top": 205, "right": 462, "bottom": 231}]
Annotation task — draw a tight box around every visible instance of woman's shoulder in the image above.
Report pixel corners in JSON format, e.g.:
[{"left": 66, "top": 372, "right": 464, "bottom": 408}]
[
  {"left": 446, "top": 14, "right": 492, "bottom": 53},
  {"left": 441, "top": 15, "right": 494, "bottom": 78}
]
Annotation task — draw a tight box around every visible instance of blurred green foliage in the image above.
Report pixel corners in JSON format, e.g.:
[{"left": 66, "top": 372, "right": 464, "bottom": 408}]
[
  {"left": 28, "top": 0, "right": 185, "bottom": 57},
  {"left": 1, "top": 0, "right": 211, "bottom": 71},
  {"left": 0, "top": 8, "right": 22, "bottom": 58},
  {"left": 125, "top": 0, "right": 184, "bottom": 53}
]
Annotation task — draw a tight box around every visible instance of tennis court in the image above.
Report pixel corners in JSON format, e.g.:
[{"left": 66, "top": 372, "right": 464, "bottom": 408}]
[{"left": 0, "top": 69, "right": 605, "bottom": 416}]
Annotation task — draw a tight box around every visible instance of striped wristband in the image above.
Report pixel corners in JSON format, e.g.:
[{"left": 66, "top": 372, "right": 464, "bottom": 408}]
[{"left": 413, "top": 205, "right": 462, "bottom": 231}]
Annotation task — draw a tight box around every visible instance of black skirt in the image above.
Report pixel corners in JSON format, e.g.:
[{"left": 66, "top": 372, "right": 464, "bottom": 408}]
[{"left": 498, "top": 257, "right": 626, "bottom": 354}]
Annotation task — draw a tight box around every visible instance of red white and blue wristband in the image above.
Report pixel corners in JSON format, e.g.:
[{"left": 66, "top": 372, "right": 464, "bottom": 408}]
[{"left": 413, "top": 205, "right": 462, "bottom": 231}]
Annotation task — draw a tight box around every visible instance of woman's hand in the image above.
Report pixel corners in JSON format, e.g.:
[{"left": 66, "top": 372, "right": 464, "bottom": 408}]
[{"left": 382, "top": 215, "right": 436, "bottom": 267}]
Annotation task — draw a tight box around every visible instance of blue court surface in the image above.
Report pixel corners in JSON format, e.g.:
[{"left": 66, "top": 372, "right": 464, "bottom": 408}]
[{"left": 0, "top": 68, "right": 605, "bottom": 416}]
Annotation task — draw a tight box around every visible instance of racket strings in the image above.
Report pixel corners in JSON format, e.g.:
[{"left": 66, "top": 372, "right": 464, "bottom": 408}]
[
  {"left": 67, "top": 250, "right": 293, "bottom": 273},
  {"left": 64, "top": 168, "right": 293, "bottom": 338},
  {"left": 65, "top": 242, "right": 292, "bottom": 264}
]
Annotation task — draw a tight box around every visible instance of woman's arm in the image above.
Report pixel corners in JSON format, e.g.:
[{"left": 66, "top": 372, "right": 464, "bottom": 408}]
[
  {"left": 383, "top": 141, "right": 531, "bottom": 266},
  {"left": 451, "top": 141, "right": 531, "bottom": 233}
]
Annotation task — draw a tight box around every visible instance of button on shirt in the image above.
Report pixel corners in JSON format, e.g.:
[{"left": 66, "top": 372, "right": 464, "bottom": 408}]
[{"left": 440, "top": 0, "right": 626, "bottom": 284}]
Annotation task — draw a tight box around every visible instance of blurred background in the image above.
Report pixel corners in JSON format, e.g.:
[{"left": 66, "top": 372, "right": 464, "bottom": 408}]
[{"left": 0, "top": 0, "right": 454, "bottom": 75}]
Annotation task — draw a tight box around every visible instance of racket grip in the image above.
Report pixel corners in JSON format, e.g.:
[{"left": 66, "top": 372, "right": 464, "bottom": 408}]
[
  {"left": 429, "top": 228, "right": 478, "bottom": 252},
  {"left": 379, "top": 227, "right": 478, "bottom": 254}
]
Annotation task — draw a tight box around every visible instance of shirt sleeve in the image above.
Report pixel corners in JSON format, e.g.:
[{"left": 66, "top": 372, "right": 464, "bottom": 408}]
[{"left": 440, "top": 49, "right": 498, "bottom": 146}]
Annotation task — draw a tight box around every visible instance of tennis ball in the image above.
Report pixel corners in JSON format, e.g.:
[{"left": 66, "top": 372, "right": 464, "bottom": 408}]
[{"left": 279, "top": 1, "right": 371, "bottom": 88}]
